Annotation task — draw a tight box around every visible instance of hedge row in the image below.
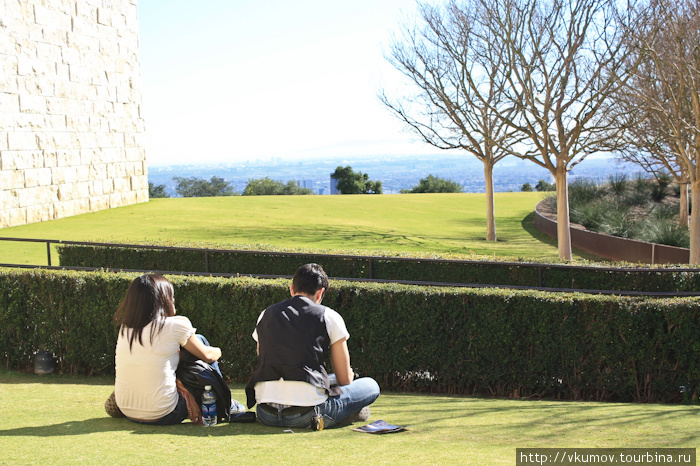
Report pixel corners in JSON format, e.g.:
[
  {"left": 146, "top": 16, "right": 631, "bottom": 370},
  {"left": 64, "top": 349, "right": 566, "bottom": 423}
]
[
  {"left": 56, "top": 242, "right": 700, "bottom": 292},
  {"left": 2, "top": 267, "right": 699, "bottom": 403}
]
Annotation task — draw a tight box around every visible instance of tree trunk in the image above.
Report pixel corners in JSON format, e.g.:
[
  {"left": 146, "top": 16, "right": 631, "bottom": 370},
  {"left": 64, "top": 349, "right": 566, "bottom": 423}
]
[
  {"left": 484, "top": 161, "right": 497, "bottom": 241},
  {"left": 689, "top": 180, "right": 700, "bottom": 264},
  {"left": 680, "top": 182, "right": 689, "bottom": 228},
  {"left": 554, "top": 168, "right": 572, "bottom": 260}
]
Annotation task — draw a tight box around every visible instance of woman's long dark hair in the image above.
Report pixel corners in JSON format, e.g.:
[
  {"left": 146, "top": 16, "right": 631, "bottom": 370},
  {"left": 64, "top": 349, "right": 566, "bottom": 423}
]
[{"left": 113, "top": 274, "right": 176, "bottom": 350}]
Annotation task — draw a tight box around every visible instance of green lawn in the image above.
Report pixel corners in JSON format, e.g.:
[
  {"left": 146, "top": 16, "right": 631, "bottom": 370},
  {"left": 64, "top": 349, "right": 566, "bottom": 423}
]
[
  {"left": 0, "top": 371, "right": 696, "bottom": 465},
  {"left": 0, "top": 196, "right": 695, "bottom": 464},
  {"left": 0, "top": 192, "right": 592, "bottom": 266}
]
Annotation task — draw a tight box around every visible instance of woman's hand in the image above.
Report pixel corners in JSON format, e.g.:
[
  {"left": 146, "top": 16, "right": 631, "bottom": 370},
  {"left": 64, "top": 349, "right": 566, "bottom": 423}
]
[{"left": 182, "top": 334, "right": 222, "bottom": 364}]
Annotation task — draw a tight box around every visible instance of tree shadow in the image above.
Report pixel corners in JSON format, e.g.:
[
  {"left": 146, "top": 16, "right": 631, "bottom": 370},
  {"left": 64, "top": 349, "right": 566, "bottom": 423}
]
[
  {"left": 521, "top": 212, "right": 558, "bottom": 248},
  {"left": 382, "top": 393, "right": 700, "bottom": 444},
  {"left": 520, "top": 212, "right": 603, "bottom": 261}
]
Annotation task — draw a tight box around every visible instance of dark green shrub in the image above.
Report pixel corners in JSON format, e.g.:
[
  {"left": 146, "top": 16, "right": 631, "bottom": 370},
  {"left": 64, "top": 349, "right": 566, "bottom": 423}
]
[
  {"left": 535, "top": 179, "right": 556, "bottom": 192},
  {"left": 0, "top": 269, "right": 128, "bottom": 374},
  {"left": 2, "top": 267, "right": 699, "bottom": 403},
  {"left": 148, "top": 182, "right": 169, "bottom": 198},
  {"left": 650, "top": 183, "right": 668, "bottom": 202},
  {"left": 402, "top": 175, "right": 463, "bottom": 193},
  {"left": 242, "top": 178, "right": 313, "bottom": 196},
  {"left": 57, "top": 241, "right": 700, "bottom": 292}
]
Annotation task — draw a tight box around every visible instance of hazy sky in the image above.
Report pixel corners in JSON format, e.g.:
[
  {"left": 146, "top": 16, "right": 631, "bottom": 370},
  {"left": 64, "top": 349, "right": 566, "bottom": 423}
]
[{"left": 137, "top": 0, "right": 438, "bottom": 166}]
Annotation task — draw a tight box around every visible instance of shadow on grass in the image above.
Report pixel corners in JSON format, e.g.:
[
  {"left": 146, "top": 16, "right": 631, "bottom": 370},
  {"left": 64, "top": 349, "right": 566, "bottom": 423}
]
[
  {"left": 520, "top": 212, "right": 603, "bottom": 261},
  {"left": 3, "top": 372, "right": 699, "bottom": 444},
  {"left": 521, "top": 212, "right": 557, "bottom": 248},
  {"left": 385, "top": 393, "right": 700, "bottom": 428},
  {"left": 0, "top": 371, "right": 114, "bottom": 386},
  {"left": 174, "top": 224, "right": 469, "bottom": 254},
  {"left": 0, "top": 417, "right": 284, "bottom": 437}
]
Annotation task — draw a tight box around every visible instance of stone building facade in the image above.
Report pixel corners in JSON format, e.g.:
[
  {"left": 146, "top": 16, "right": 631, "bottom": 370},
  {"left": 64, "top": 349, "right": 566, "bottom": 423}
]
[{"left": 0, "top": 0, "right": 148, "bottom": 229}]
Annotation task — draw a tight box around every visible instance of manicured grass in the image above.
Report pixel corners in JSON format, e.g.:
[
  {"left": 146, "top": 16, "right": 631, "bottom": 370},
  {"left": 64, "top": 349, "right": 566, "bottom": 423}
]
[
  {"left": 0, "top": 370, "right": 697, "bottom": 465},
  {"left": 0, "top": 192, "right": 591, "bottom": 266}
]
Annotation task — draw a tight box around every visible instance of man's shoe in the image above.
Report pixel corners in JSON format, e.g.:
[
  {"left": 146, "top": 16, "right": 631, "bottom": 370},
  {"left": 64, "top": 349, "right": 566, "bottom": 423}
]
[
  {"left": 352, "top": 406, "right": 370, "bottom": 422},
  {"left": 228, "top": 411, "right": 256, "bottom": 423}
]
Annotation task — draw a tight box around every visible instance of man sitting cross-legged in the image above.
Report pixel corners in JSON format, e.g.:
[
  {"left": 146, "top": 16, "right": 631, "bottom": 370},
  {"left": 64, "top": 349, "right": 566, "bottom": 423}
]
[{"left": 245, "top": 263, "right": 380, "bottom": 430}]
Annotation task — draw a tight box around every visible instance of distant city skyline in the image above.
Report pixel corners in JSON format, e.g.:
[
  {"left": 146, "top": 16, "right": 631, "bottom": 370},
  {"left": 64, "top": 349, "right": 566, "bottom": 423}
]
[
  {"left": 148, "top": 153, "right": 641, "bottom": 196},
  {"left": 138, "top": 1, "right": 445, "bottom": 167}
]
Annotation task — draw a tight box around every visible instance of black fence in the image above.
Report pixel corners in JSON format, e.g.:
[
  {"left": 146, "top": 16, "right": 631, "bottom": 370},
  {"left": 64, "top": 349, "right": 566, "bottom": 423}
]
[{"left": 2, "top": 236, "right": 700, "bottom": 297}]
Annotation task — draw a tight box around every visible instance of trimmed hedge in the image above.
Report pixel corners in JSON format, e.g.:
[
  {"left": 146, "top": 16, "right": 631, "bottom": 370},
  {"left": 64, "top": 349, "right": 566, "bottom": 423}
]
[
  {"left": 2, "top": 267, "right": 699, "bottom": 403},
  {"left": 56, "top": 242, "right": 700, "bottom": 292}
]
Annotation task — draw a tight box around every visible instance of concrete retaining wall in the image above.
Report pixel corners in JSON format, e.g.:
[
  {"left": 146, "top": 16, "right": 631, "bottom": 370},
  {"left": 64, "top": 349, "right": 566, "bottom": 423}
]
[{"left": 534, "top": 200, "right": 689, "bottom": 264}]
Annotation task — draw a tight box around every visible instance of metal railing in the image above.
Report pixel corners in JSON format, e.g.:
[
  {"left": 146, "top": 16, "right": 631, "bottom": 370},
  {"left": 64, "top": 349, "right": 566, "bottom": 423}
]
[{"left": 1, "top": 236, "right": 699, "bottom": 297}]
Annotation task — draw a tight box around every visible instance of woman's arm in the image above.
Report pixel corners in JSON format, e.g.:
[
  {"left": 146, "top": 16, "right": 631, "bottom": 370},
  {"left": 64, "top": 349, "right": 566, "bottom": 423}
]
[{"left": 182, "top": 334, "right": 222, "bottom": 364}]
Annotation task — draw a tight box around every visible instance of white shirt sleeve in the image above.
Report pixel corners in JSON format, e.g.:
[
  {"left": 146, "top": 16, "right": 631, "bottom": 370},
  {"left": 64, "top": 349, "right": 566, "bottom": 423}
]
[
  {"left": 252, "top": 310, "right": 265, "bottom": 342},
  {"left": 170, "top": 316, "right": 196, "bottom": 346},
  {"left": 324, "top": 307, "right": 350, "bottom": 344}
]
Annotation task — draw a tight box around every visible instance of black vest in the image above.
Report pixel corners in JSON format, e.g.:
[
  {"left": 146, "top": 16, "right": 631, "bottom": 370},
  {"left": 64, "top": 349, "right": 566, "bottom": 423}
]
[{"left": 245, "top": 295, "right": 342, "bottom": 408}]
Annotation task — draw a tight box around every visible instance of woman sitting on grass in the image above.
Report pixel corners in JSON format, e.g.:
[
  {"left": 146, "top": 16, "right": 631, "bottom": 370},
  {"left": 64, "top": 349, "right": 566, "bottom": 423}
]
[{"left": 110, "top": 273, "right": 222, "bottom": 425}]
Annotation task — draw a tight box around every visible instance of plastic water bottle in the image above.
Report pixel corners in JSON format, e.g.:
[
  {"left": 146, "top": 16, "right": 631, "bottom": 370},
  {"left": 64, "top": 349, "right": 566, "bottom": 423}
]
[{"left": 202, "top": 385, "right": 217, "bottom": 426}]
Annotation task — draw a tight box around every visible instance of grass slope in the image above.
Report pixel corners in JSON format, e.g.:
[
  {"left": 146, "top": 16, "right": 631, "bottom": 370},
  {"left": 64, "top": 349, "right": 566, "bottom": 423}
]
[
  {"left": 0, "top": 371, "right": 696, "bottom": 465},
  {"left": 0, "top": 192, "right": 586, "bottom": 265}
]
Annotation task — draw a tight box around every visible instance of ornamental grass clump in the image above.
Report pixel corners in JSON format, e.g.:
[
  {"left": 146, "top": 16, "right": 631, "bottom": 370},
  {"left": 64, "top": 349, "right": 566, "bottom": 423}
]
[
  {"left": 599, "top": 207, "right": 638, "bottom": 238},
  {"left": 650, "top": 181, "right": 669, "bottom": 202},
  {"left": 608, "top": 173, "right": 629, "bottom": 195},
  {"left": 568, "top": 179, "right": 606, "bottom": 206},
  {"left": 570, "top": 202, "right": 608, "bottom": 230},
  {"left": 641, "top": 219, "right": 690, "bottom": 248},
  {"left": 562, "top": 173, "right": 689, "bottom": 248}
]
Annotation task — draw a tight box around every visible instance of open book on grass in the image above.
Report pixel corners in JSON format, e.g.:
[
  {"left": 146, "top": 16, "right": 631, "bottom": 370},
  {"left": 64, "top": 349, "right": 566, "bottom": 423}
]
[{"left": 352, "top": 420, "right": 407, "bottom": 434}]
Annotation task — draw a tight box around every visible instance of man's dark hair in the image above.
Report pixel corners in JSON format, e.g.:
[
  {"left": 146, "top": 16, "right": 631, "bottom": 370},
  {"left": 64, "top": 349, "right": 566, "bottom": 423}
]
[{"left": 292, "top": 263, "right": 329, "bottom": 296}]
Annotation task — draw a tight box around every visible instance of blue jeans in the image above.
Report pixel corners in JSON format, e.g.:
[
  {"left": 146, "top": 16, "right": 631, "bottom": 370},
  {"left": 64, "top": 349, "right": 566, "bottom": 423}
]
[
  {"left": 128, "top": 394, "right": 189, "bottom": 426},
  {"left": 195, "top": 334, "right": 222, "bottom": 377},
  {"left": 255, "top": 375, "right": 380, "bottom": 429},
  {"left": 126, "top": 334, "right": 219, "bottom": 426}
]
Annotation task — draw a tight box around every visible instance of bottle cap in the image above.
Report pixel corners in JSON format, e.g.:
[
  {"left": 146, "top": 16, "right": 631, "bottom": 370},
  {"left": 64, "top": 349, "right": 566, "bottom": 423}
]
[{"left": 205, "top": 385, "right": 212, "bottom": 390}]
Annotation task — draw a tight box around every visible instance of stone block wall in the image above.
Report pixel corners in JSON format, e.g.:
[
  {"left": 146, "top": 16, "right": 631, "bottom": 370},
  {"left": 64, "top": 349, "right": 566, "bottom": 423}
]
[{"left": 0, "top": 0, "right": 148, "bottom": 229}]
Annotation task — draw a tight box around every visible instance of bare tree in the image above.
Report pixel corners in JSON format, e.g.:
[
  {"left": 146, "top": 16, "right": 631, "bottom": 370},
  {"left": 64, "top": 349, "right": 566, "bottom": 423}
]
[
  {"left": 479, "top": 0, "right": 642, "bottom": 260},
  {"left": 380, "top": 0, "right": 520, "bottom": 242},
  {"left": 613, "top": 78, "right": 691, "bottom": 227},
  {"left": 620, "top": 0, "right": 700, "bottom": 261}
]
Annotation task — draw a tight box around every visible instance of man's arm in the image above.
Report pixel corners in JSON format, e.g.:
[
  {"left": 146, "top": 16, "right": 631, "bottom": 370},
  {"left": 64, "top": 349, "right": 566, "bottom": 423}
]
[{"left": 329, "top": 338, "right": 354, "bottom": 385}]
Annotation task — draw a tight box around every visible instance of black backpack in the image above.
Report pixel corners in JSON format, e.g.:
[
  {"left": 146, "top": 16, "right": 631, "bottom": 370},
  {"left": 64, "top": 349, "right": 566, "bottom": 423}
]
[{"left": 176, "top": 348, "right": 232, "bottom": 423}]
